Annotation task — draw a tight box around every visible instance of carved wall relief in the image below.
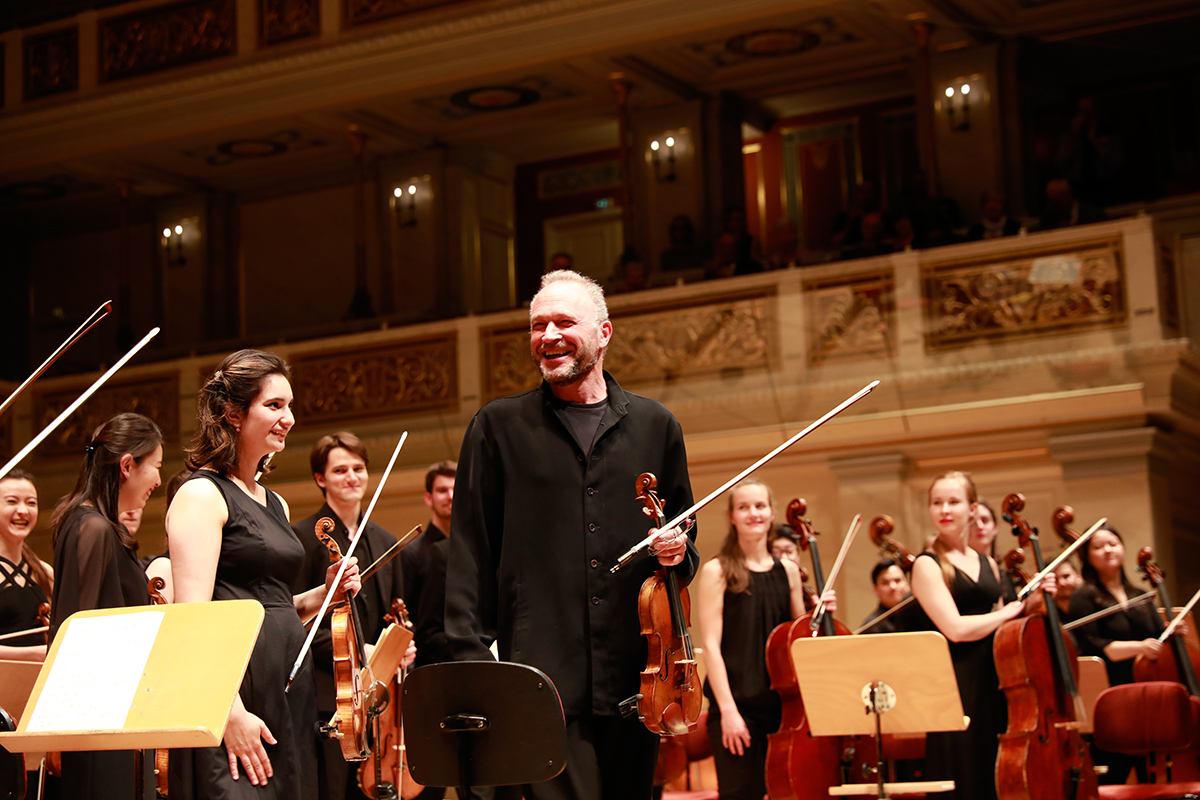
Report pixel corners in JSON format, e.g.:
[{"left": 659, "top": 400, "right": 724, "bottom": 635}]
[
  {"left": 261, "top": 0, "right": 320, "bottom": 44},
  {"left": 24, "top": 28, "right": 79, "bottom": 100},
  {"left": 290, "top": 336, "right": 458, "bottom": 424},
  {"left": 804, "top": 271, "right": 894, "bottom": 364},
  {"left": 33, "top": 376, "right": 180, "bottom": 457},
  {"left": 923, "top": 239, "right": 1126, "bottom": 350},
  {"left": 100, "top": 0, "right": 237, "bottom": 83},
  {"left": 480, "top": 291, "right": 775, "bottom": 402},
  {"left": 345, "top": 0, "right": 463, "bottom": 27}
]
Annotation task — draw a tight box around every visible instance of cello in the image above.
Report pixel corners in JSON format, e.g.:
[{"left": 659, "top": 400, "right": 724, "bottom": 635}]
[
  {"left": 634, "top": 472, "right": 701, "bottom": 736},
  {"left": 869, "top": 515, "right": 915, "bottom": 573},
  {"left": 1132, "top": 547, "right": 1200, "bottom": 781},
  {"left": 764, "top": 499, "right": 853, "bottom": 800},
  {"left": 994, "top": 493, "right": 1097, "bottom": 800}
]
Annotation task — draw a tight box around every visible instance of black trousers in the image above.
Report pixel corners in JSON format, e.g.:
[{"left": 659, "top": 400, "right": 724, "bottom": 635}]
[
  {"left": 705, "top": 707, "right": 774, "bottom": 800},
  {"left": 523, "top": 714, "right": 660, "bottom": 800}
]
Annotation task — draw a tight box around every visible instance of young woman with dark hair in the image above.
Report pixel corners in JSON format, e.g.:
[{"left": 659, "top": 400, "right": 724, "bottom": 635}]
[
  {"left": 167, "top": 349, "right": 359, "bottom": 800},
  {"left": 696, "top": 478, "right": 810, "bottom": 799},
  {"left": 0, "top": 469, "right": 53, "bottom": 663},
  {"left": 50, "top": 411, "right": 164, "bottom": 800},
  {"left": 1068, "top": 523, "right": 1163, "bottom": 783}
]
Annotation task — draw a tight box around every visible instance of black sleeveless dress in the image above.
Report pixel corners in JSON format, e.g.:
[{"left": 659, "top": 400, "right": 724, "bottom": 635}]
[
  {"left": 702, "top": 559, "right": 792, "bottom": 800},
  {"left": 0, "top": 555, "right": 48, "bottom": 645},
  {"left": 169, "top": 471, "right": 317, "bottom": 800},
  {"left": 916, "top": 550, "right": 1006, "bottom": 800}
]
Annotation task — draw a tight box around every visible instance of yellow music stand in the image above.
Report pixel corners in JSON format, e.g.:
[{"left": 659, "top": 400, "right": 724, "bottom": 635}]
[
  {"left": 0, "top": 600, "right": 263, "bottom": 755},
  {"left": 791, "top": 631, "right": 965, "bottom": 798}
]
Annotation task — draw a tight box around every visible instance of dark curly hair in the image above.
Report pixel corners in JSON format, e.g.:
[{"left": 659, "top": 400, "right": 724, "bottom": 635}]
[{"left": 185, "top": 349, "right": 291, "bottom": 476}]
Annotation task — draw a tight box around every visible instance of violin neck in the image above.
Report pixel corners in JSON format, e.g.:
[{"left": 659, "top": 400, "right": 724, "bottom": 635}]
[
  {"left": 663, "top": 567, "right": 694, "bottom": 659},
  {"left": 1029, "top": 535, "right": 1080, "bottom": 701},
  {"left": 1154, "top": 580, "right": 1200, "bottom": 696}
]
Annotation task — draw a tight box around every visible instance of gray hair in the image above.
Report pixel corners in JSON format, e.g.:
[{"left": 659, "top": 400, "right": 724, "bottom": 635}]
[{"left": 532, "top": 270, "right": 610, "bottom": 324}]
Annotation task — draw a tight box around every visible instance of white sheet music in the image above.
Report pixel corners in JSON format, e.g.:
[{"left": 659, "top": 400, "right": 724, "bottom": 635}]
[{"left": 25, "top": 611, "right": 165, "bottom": 732}]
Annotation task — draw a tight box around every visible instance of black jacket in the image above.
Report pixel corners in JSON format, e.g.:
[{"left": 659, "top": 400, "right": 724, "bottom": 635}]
[
  {"left": 446, "top": 371, "right": 698, "bottom": 716},
  {"left": 291, "top": 503, "right": 406, "bottom": 713}
]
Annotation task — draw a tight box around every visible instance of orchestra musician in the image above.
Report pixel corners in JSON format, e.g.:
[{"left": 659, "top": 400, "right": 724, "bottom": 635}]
[
  {"left": 49, "top": 412, "right": 163, "bottom": 800},
  {"left": 696, "top": 478, "right": 808, "bottom": 800},
  {"left": 445, "top": 270, "right": 697, "bottom": 800},
  {"left": 860, "top": 558, "right": 911, "bottom": 634},
  {"left": 968, "top": 497, "right": 1017, "bottom": 602},
  {"left": 910, "top": 471, "right": 1054, "bottom": 800},
  {"left": 1051, "top": 557, "right": 1082, "bottom": 619},
  {"left": 291, "top": 431, "right": 415, "bottom": 800},
  {"left": 0, "top": 469, "right": 52, "bottom": 663},
  {"left": 768, "top": 524, "right": 801, "bottom": 568},
  {"left": 1068, "top": 523, "right": 1162, "bottom": 783},
  {"left": 168, "top": 349, "right": 360, "bottom": 800},
  {"left": 399, "top": 461, "right": 455, "bottom": 624}
]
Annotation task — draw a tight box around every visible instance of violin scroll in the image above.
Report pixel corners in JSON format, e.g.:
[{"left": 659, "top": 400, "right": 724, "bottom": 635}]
[
  {"left": 636, "top": 473, "right": 666, "bottom": 521},
  {"left": 1001, "top": 493, "right": 1035, "bottom": 547},
  {"left": 869, "top": 515, "right": 915, "bottom": 572}
]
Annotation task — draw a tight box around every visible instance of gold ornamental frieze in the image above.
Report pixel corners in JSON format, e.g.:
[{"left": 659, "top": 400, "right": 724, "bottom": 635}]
[
  {"left": 32, "top": 375, "right": 180, "bottom": 457},
  {"left": 290, "top": 336, "right": 457, "bottom": 424},
  {"left": 804, "top": 270, "right": 895, "bottom": 364},
  {"left": 481, "top": 290, "right": 776, "bottom": 402},
  {"left": 922, "top": 238, "right": 1126, "bottom": 350},
  {"left": 99, "top": 0, "right": 237, "bottom": 83}
]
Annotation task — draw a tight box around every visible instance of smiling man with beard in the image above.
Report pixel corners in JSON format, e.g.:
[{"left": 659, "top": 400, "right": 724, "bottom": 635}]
[{"left": 446, "top": 269, "right": 699, "bottom": 800}]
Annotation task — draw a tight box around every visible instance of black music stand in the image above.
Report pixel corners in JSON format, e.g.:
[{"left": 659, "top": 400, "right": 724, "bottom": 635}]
[
  {"left": 402, "top": 662, "right": 567, "bottom": 798},
  {"left": 790, "top": 632, "right": 965, "bottom": 799}
]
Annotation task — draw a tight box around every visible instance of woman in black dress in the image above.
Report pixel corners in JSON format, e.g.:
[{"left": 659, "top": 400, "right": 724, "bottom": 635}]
[
  {"left": 50, "top": 412, "right": 164, "bottom": 800},
  {"left": 696, "top": 478, "right": 808, "bottom": 800},
  {"left": 167, "top": 349, "right": 359, "bottom": 799},
  {"left": 1069, "top": 524, "right": 1162, "bottom": 783},
  {"left": 910, "top": 471, "right": 1052, "bottom": 800},
  {"left": 0, "top": 469, "right": 52, "bottom": 662}
]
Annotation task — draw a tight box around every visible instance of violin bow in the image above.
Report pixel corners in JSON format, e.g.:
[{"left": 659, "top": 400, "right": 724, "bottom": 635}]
[
  {"left": 0, "top": 300, "right": 112, "bottom": 420},
  {"left": 1016, "top": 517, "right": 1106, "bottom": 601},
  {"left": 853, "top": 594, "right": 916, "bottom": 635},
  {"left": 1160, "top": 587, "right": 1200, "bottom": 642},
  {"left": 287, "top": 431, "right": 408, "bottom": 691},
  {"left": 359, "top": 524, "right": 423, "bottom": 584},
  {"left": 612, "top": 380, "right": 880, "bottom": 572},
  {"left": 0, "top": 625, "right": 49, "bottom": 643},
  {"left": 1062, "top": 590, "right": 1157, "bottom": 632},
  {"left": 0, "top": 327, "right": 161, "bottom": 481},
  {"left": 809, "top": 514, "right": 862, "bottom": 629}
]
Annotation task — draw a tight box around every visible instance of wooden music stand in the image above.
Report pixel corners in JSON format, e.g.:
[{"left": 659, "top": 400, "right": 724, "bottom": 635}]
[
  {"left": 790, "top": 632, "right": 965, "bottom": 799},
  {"left": 0, "top": 601, "right": 264, "bottom": 800},
  {"left": 402, "top": 661, "right": 567, "bottom": 798}
]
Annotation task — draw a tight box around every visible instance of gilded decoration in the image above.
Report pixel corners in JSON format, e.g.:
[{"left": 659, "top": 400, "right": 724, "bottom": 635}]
[
  {"left": 345, "top": 0, "right": 463, "bottom": 27},
  {"left": 290, "top": 337, "right": 458, "bottom": 424},
  {"left": 923, "top": 240, "right": 1127, "bottom": 350},
  {"left": 100, "top": 0, "right": 237, "bottom": 83},
  {"left": 33, "top": 376, "right": 180, "bottom": 458},
  {"left": 804, "top": 271, "right": 895, "bottom": 364},
  {"left": 261, "top": 0, "right": 320, "bottom": 44},
  {"left": 24, "top": 28, "right": 79, "bottom": 100},
  {"left": 481, "top": 292, "right": 775, "bottom": 401}
]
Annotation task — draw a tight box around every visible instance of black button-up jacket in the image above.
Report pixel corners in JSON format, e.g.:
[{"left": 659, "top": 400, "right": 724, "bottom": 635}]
[{"left": 446, "top": 371, "right": 698, "bottom": 716}]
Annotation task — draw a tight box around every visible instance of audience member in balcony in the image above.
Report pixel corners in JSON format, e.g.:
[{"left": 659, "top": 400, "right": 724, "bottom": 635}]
[
  {"left": 765, "top": 220, "right": 804, "bottom": 269},
  {"left": 891, "top": 215, "right": 917, "bottom": 252},
  {"left": 966, "top": 191, "right": 1022, "bottom": 241},
  {"left": 832, "top": 179, "right": 883, "bottom": 250},
  {"left": 894, "top": 170, "right": 962, "bottom": 248},
  {"left": 1038, "top": 178, "right": 1105, "bottom": 230},
  {"left": 840, "top": 212, "right": 894, "bottom": 260},
  {"left": 547, "top": 251, "right": 575, "bottom": 273},
  {"left": 1056, "top": 97, "right": 1122, "bottom": 207},
  {"left": 705, "top": 231, "right": 763, "bottom": 279},
  {"left": 605, "top": 245, "right": 650, "bottom": 294},
  {"left": 722, "top": 205, "right": 760, "bottom": 266},
  {"left": 660, "top": 214, "right": 708, "bottom": 280}
]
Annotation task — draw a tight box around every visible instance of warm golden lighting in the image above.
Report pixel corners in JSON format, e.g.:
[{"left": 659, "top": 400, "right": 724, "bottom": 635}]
[
  {"left": 665, "top": 137, "right": 675, "bottom": 148},
  {"left": 945, "top": 86, "right": 955, "bottom": 98},
  {"left": 394, "top": 187, "right": 403, "bottom": 198},
  {"left": 162, "top": 228, "right": 171, "bottom": 237},
  {"left": 961, "top": 84, "right": 971, "bottom": 95},
  {"left": 650, "top": 140, "right": 660, "bottom": 151}
]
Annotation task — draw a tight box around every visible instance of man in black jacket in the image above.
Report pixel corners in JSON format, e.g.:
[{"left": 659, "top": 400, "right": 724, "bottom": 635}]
[
  {"left": 446, "top": 270, "right": 698, "bottom": 800},
  {"left": 292, "top": 431, "right": 413, "bottom": 800}
]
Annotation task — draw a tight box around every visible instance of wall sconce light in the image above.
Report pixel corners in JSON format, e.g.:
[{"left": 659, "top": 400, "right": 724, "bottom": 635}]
[
  {"left": 393, "top": 183, "right": 418, "bottom": 227},
  {"left": 944, "top": 83, "right": 971, "bottom": 131},
  {"left": 161, "top": 223, "right": 186, "bottom": 266},
  {"left": 650, "top": 136, "right": 676, "bottom": 183}
]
